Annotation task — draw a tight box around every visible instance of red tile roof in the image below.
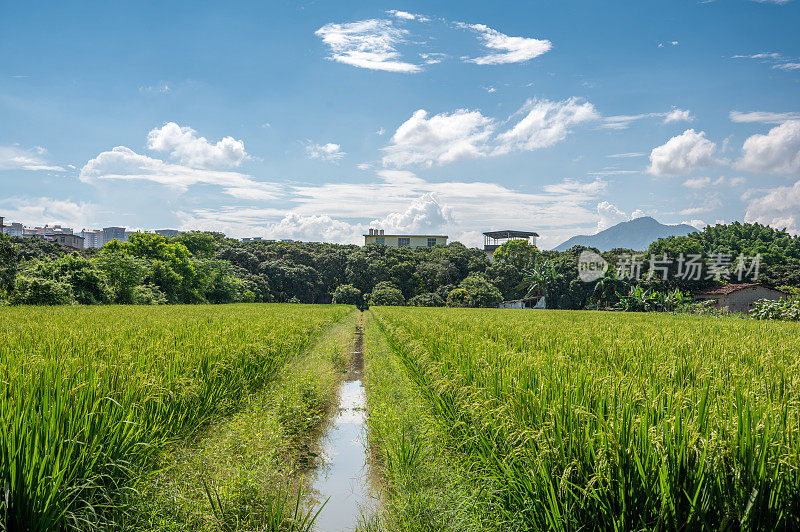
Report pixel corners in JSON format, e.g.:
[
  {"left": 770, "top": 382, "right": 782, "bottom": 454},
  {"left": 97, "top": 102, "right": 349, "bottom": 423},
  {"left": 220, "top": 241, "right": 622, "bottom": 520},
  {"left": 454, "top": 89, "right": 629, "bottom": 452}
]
[{"left": 695, "top": 283, "right": 783, "bottom": 296}]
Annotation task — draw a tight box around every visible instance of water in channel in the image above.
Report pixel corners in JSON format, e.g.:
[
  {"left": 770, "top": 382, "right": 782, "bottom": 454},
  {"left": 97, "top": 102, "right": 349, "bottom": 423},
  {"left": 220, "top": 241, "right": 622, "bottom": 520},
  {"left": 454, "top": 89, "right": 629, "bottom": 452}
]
[{"left": 311, "top": 323, "right": 375, "bottom": 531}]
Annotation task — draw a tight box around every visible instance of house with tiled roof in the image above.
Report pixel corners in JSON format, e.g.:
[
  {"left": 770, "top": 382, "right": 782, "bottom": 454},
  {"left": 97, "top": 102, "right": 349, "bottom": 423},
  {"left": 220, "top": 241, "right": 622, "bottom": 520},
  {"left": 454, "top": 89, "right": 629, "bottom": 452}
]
[{"left": 694, "top": 283, "right": 786, "bottom": 314}]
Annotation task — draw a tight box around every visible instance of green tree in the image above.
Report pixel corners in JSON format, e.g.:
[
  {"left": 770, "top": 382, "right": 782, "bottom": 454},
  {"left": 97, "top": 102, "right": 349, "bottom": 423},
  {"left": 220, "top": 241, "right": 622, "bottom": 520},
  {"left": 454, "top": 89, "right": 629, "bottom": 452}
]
[
  {"left": 368, "top": 281, "right": 405, "bottom": 306},
  {"left": 458, "top": 274, "right": 503, "bottom": 308},
  {"left": 95, "top": 250, "right": 149, "bottom": 304},
  {"left": 493, "top": 239, "right": 539, "bottom": 270},
  {"left": 446, "top": 287, "right": 472, "bottom": 307},
  {"left": 408, "top": 292, "right": 445, "bottom": 307},
  {"left": 332, "top": 284, "right": 364, "bottom": 306}
]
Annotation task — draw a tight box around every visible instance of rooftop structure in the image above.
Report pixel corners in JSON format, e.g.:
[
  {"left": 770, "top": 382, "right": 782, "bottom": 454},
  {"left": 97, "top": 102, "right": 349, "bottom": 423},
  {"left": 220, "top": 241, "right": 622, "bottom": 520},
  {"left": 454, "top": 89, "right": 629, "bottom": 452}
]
[
  {"left": 483, "top": 230, "right": 539, "bottom": 259},
  {"left": 364, "top": 228, "right": 447, "bottom": 249}
]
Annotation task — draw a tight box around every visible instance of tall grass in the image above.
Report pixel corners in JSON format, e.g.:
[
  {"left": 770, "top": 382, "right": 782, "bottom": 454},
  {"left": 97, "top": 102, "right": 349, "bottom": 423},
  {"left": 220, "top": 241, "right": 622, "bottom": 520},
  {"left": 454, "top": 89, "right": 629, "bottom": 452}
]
[
  {"left": 0, "top": 304, "right": 349, "bottom": 530},
  {"left": 371, "top": 308, "right": 800, "bottom": 530}
]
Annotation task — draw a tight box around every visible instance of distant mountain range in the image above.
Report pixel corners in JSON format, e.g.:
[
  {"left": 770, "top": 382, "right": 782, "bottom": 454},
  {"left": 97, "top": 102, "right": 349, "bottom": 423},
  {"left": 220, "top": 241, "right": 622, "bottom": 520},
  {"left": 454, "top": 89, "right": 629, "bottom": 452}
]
[{"left": 553, "top": 217, "right": 698, "bottom": 252}]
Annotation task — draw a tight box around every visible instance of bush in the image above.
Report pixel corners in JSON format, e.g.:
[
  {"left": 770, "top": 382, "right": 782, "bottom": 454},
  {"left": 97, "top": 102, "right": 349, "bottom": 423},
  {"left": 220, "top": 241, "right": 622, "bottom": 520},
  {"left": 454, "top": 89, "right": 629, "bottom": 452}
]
[
  {"left": 407, "top": 292, "right": 445, "bottom": 307},
  {"left": 132, "top": 284, "right": 167, "bottom": 305},
  {"left": 331, "top": 284, "right": 364, "bottom": 306},
  {"left": 752, "top": 298, "right": 800, "bottom": 321},
  {"left": 458, "top": 274, "right": 503, "bottom": 308},
  {"left": 369, "top": 281, "right": 405, "bottom": 306},
  {"left": 13, "top": 276, "right": 72, "bottom": 305},
  {"left": 446, "top": 288, "right": 472, "bottom": 308}
]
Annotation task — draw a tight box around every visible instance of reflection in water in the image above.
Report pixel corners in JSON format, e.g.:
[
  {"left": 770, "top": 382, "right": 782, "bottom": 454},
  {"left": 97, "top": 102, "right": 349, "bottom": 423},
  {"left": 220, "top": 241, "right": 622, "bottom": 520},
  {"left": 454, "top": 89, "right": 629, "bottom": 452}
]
[{"left": 312, "top": 334, "right": 374, "bottom": 531}]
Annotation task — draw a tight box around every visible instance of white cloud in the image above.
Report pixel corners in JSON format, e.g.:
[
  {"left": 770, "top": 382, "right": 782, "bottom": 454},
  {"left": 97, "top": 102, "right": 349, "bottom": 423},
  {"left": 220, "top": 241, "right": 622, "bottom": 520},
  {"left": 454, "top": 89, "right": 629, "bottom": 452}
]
[
  {"left": 139, "top": 81, "right": 171, "bottom": 94},
  {"left": 671, "top": 41, "right": 679, "bottom": 46},
  {"left": 647, "top": 129, "right": 718, "bottom": 176},
  {"left": 631, "top": 209, "right": 647, "bottom": 219},
  {"left": 663, "top": 108, "right": 693, "bottom": 123},
  {"left": 494, "top": 97, "right": 599, "bottom": 154},
  {"left": 80, "top": 146, "right": 280, "bottom": 199},
  {"left": 601, "top": 108, "right": 693, "bottom": 129},
  {"left": 382, "top": 108, "right": 495, "bottom": 167},
  {"left": 456, "top": 22, "right": 551, "bottom": 65},
  {"left": 682, "top": 219, "right": 708, "bottom": 229},
  {"left": 732, "top": 51, "right": 800, "bottom": 71},
  {"left": 744, "top": 179, "right": 800, "bottom": 235},
  {"left": 596, "top": 201, "right": 630, "bottom": 231},
  {"left": 607, "top": 152, "right": 647, "bottom": 158},
  {"left": 146, "top": 122, "right": 247, "bottom": 169},
  {"left": 306, "top": 142, "right": 346, "bottom": 162},
  {"left": 315, "top": 19, "right": 421, "bottom": 73},
  {"left": 736, "top": 119, "right": 800, "bottom": 174},
  {"left": 419, "top": 52, "right": 446, "bottom": 65},
  {"left": 774, "top": 62, "right": 800, "bottom": 71},
  {"left": 370, "top": 193, "right": 453, "bottom": 233},
  {"left": 683, "top": 177, "right": 713, "bottom": 189},
  {"left": 386, "top": 10, "right": 429, "bottom": 22},
  {"left": 382, "top": 97, "right": 598, "bottom": 167},
  {"left": 730, "top": 110, "right": 800, "bottom": 124},
  {"left": 0, "top": 145, "right": 65, "bottom": 172},
  {"left": 0, "top": 197, "right": 95, "bottom": 228}
]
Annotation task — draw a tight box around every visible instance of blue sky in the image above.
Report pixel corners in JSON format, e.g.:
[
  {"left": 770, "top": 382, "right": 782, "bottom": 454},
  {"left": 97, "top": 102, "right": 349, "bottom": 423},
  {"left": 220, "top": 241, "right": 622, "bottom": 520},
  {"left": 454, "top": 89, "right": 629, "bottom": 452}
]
[{"left": 1, "top": 0, "right": 799, "bottom": 248}]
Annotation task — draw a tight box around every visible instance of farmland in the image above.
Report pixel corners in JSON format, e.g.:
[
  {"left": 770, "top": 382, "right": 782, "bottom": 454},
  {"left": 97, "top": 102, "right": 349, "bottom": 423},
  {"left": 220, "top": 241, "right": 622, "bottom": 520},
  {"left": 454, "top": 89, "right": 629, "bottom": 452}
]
[
  {"left": 365, "top": 307, "right": 800, "bottom": 530},
  {"left": 0, "top": 304, "right": 352, "bottom": 530}
]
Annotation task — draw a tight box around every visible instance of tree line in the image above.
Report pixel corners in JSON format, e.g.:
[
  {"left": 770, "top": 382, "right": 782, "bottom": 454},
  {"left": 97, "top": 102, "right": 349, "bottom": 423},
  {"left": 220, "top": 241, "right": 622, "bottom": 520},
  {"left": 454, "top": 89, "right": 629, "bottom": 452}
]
[{"left": 0, "top": 222, "right": 797, "bottom": 308}]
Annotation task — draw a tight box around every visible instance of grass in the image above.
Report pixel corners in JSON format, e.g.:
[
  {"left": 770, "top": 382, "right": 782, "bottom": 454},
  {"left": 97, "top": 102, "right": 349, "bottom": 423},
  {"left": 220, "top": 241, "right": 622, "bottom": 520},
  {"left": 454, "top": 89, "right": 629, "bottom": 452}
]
[
  {"left": 124, "top": 309, "right": 358, "bottom": 530},
  {"left": 368, "top": 307, "right": 800, "bottom": 530},
  {"left": 0, "top": 303, "right": 352, "bottom": 531}
]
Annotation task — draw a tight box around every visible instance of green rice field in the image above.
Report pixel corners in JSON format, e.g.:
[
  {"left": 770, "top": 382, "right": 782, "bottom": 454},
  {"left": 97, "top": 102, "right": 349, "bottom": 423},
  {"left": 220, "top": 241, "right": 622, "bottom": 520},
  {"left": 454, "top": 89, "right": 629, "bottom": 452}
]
[{"left": 2, "top": 304, "right": 799, "bottom": 530}]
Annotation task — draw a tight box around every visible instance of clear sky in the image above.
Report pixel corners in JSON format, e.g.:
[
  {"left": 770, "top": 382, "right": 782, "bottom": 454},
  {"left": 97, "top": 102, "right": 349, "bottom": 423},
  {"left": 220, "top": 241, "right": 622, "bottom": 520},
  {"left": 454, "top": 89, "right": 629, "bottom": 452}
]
[{"left": 1, "top": 0, "right": 799, "bottom": 248}]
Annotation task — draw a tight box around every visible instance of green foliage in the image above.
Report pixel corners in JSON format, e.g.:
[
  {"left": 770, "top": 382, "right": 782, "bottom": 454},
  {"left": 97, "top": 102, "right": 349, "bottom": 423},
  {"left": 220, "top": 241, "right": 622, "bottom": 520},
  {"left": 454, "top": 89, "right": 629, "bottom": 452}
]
[
  {"left": 0, "top": 234, "right": 19, "bottom": 296},
  {"left": 457, "top": 274, "right": 502, "bottom": 308},
  {"left": 12, "top": 275, "right": 72, "bottom": 305},
  {"left": 95, "top": 250, "right": 149, "bottom": 304},
  {"left": 615, "top": 285, "right": 692, "bottom": 312},
  {"left": 752, "top": 298, "right": 800, "bottom": 321},
  {"left": 492, "top": 239, "right": 538, "bottom": 270},
  {"left": 446, "top": 287, "right": 471, "bottom": 307},
  {"left": 368, "top": 281, "right": 405, "bottom": 306},
  {"left": 331, "top": 283, "right": 363, "bottom": 306},
  {"left": 407, "top": 292, "right": 445, "bottom": 307}
]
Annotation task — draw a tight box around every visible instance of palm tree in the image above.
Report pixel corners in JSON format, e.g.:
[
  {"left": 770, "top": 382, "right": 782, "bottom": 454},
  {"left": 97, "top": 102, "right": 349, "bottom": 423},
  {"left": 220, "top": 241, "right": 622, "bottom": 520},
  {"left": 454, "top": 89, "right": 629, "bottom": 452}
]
[{"left": 523, "top": 260, "right": 557, "bottom": 299}]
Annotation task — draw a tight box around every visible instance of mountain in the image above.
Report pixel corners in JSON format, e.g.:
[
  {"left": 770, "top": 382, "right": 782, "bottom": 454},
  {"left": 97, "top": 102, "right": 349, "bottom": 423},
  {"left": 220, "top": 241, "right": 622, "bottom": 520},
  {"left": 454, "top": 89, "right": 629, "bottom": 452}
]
[{"left": 553, "top": 217, "right": 698, "bottom": 252}]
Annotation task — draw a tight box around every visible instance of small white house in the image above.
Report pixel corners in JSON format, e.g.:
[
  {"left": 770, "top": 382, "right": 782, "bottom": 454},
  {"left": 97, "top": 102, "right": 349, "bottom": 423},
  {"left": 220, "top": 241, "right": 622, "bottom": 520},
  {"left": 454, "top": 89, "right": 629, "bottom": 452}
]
[
  {"left": 499, "top": 296, "right": 546, "bottom": 309},
  {"left": 694, "top": 283, "right": 786, "bottom": 314},
  {"left": 364, "top": 229, "right": 447, "bottom": 248}
]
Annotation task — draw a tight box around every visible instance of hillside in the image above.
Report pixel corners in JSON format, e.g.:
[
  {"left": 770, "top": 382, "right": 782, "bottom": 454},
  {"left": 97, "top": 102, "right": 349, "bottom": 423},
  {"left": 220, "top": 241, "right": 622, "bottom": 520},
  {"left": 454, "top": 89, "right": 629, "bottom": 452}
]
[{"left": 553, "top": 217, "right": 698, "bottom": 252}]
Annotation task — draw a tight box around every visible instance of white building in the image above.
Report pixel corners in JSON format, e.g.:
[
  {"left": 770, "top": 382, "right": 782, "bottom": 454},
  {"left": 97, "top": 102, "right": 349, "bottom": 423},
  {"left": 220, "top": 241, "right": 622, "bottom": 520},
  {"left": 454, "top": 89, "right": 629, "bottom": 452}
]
[
  {"left": 694, "top": 283, "right": 786, "bottom": 314},
  {"left": 364, "top": 229, "right": 447, "bottom": 248},
  {"left": 81, "top": 229, "right": 104, "bottom": 248},
  {"left": 102, "top": 227, "right": 127, "bottom": 244}
]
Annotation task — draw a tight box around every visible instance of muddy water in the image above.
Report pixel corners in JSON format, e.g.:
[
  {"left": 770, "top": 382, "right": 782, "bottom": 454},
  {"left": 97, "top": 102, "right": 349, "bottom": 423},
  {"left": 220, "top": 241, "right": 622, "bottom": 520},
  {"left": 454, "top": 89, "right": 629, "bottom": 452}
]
[{"left": 312, "top": 323, "right": 375, "bottom": 531}]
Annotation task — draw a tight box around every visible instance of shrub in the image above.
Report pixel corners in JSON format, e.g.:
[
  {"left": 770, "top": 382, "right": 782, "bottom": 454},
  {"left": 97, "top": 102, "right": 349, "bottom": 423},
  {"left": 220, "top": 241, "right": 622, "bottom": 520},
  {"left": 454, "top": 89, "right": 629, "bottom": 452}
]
[
  {"left": 13, "top": 276, "right": 72, "bottom": 305},
  {"left": 331, "top": 284, "right": 364, "bottom": 306},
  {"left": 369, "top": 281, "right": 405, "bottom": 306},
  {"left": 752, "top": 298, "right": 800, "bottom": 321},
  {"left": 458, "top": 274, "right": 503, "bottom": 308},
  {"left": 446, "top": 288, "right": 472, "bottom": 308},
  {"left": 132, "top": 284, "right": 168, "bottom": 305},
  {"left": 407, "top": 292, "right": 445, "bottom": 307}
]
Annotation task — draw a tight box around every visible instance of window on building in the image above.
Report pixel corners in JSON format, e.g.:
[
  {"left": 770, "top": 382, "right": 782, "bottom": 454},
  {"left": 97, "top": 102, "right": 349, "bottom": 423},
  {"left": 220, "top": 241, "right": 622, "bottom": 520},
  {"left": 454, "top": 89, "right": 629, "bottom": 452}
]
[
  {"left": 398, "top": 237, "right": 410, "bottom": 247},
  {"left": 60, "top": 237, "right": 65, "bottom": 243},
  {"left": 427, "top": 237, "right": 436, "bottom": 247},
  {"left": 376, "top": 237, "right": 385, "bottom": 245}
]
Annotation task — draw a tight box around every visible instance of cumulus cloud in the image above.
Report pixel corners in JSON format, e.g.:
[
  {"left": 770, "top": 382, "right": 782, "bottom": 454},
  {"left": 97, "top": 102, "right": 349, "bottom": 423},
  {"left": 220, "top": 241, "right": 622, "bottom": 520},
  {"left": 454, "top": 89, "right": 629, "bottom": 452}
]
[
  {"left": 730, "top": 110, "right": 800, "bottom": 124},
  {"left": 596, "top": 201, "right": 630, "bottom": 231},
  {"left": 647, "top": 129, "right": 718, "bottom": 176},
  {"left": 382, "top": 108, "right": 495, "bottom": 167},
  {"left": 80, "top": 146, "right": 280, "bottom": 199},
  {"left": 663, "top": 108, "right": 693, "bottom": 123},
  {"left": 0, "top": 196, "right": 95, "bottom": 228},
  {"left": 0, "top": 145, "right": 65, "bottom": 172},
  {"left": 146, "top": 122, "right": 248, "bottom": 168},
  {"left": 315, "top": 19, "right": 421, "bottom": 73},
  {"left": 370, "top": 193, "right": 454, "bottom": 233},
  {"left": 381, "top": 97, "right": 598, "bottom": 167},
  {"left": 306, "top": 142, "right": 346, "bottom": 162},
  {"left": 744, "top": 179, "right": 800, "bottom": 235},
  {"left": 495, "top": 97, "right": 599, "bottom": 154},
  {"left": 456, "top": 23, "right": 551, "bottom": 65},
  {"left": 736, "top": 119, "right": 800, "bottom": 174}
]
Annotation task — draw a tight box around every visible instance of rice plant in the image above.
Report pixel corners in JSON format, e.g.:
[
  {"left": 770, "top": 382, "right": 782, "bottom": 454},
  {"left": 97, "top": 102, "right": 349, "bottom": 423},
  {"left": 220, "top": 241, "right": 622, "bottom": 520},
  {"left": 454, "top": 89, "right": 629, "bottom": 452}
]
[
  {"left": 370, "top": 307, "right": 800, "bottom": 530},
  {"left": 0, "top": 303, "right": 350, "bottom": 531}
]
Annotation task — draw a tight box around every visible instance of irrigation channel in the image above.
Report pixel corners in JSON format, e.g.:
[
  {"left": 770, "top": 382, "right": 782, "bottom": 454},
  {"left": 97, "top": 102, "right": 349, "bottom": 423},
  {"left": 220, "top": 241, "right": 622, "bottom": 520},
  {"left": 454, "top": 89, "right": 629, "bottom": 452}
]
[{"left": 311, "top": 317, "right": 376, "bottom": 530}]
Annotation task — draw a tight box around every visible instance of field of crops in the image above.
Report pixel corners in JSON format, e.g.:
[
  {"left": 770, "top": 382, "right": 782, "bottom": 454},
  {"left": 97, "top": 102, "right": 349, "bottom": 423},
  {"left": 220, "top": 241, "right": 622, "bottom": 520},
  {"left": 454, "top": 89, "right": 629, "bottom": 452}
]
[
  {"left": 0, "top": 304, "right": 350, "bottom": 531},
  {"left": 367, "top": 307, "right": 800, "bottom": 530}
]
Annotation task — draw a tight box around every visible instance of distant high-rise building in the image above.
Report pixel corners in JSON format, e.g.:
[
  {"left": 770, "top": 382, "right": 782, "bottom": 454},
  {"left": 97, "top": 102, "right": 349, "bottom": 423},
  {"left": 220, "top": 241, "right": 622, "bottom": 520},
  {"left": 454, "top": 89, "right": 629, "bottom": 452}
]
[
  {"left": 80, "top": 229, "right": 104, "bottom": 248},
  {"left": 102, "top": 227, "right": 127, "bottom": 244},
  {"left": 3, "top": 222, "right": 24, "bottom": 237}
]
